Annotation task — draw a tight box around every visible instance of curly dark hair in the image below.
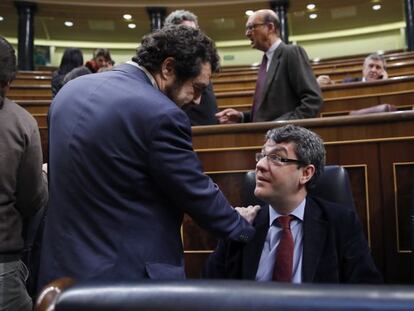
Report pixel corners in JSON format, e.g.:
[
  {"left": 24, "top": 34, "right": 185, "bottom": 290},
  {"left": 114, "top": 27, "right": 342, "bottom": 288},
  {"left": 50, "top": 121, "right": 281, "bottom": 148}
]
[
  {"left": 133, "top": 25, "right": 219, "bottom": 83},
  {"left": 0, "top": 36, "right": 16, "bottom": 109},
  {"left": 265, "top": 124, "right": 326, "bottom": 190}
]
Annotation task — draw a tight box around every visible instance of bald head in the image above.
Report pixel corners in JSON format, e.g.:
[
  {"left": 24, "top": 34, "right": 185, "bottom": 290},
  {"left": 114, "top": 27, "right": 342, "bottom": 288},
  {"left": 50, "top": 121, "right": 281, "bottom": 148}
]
[
  {"left": 245, "top": 9, "right": 280, "bottom": 51},
  {"left": 252, "top": 10, "right": 280, "bottom": 33}
]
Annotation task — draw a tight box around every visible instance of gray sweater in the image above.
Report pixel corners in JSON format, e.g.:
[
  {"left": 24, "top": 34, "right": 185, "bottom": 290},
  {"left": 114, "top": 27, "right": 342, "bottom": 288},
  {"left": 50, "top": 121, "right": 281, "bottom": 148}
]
[{"left": 0, "top": 97, "right": 48, "bottom": 261}]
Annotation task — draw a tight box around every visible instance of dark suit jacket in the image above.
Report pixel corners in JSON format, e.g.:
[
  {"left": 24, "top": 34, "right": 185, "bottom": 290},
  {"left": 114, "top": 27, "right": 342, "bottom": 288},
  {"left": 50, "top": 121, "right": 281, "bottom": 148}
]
[
  {"left": 244, "top": 42, "right": 323, "bottom": 122},
  {"left": 37, "top": 63, "right": 254, "bottom": 290},
  {"left": 203, "top": 196, "right": 382, "bottom": 284},
  {"left": 343, "top": 77, "right": 362, "bottom": 83},
  {"left": 185, "top": 83, "right": 218, "bottom": 126}
]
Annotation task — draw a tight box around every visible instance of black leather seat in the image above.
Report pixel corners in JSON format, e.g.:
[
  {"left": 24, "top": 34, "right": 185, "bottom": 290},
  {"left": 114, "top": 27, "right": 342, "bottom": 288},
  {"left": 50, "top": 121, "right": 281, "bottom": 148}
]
[
  {"left": 45, "top": 280, "right": 414, "bottom": 311},
  {"left": 242, "top": 165, "right": 355, "bottom": 209}
]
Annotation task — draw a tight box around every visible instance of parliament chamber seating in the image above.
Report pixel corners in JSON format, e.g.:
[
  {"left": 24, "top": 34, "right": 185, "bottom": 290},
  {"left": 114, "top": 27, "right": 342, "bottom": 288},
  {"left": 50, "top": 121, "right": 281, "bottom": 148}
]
[
  {"left": 35, "top": 279, "right": 414, "bottom": 311},
  {"left": 214, "top": 75, "right": 414, "bottom": 117},
  {"left": 10, "top": 51, "right": 414, "bottom": 284},
  {"left": 214, "top": 50, "right": 414, "bottom": 83},
  {"left": 217, "top": 49, "right": 409, "bottom": 73}
]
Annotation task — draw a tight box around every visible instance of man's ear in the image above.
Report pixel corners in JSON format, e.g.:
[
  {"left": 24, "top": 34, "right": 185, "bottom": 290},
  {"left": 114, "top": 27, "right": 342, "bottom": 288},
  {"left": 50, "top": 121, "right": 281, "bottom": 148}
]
[
  {"left": 299, "top": 164, "right": 315, "bottom": 186},
  {"left": 160, "top": 57, "right": 175, "bottom": 80}
]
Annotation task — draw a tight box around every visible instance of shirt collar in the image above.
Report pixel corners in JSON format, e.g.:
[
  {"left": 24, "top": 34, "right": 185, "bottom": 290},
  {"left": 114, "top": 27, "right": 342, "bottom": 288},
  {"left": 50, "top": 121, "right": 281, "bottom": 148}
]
[
  {"left": 268, "top": 197, "right": 306, "bottom": 226},
  {"left": 265, "top": 38, "right": 282, "bottom": 61},
  {"left": 126, "top": 60, "right": 159, "bottom": 90}
]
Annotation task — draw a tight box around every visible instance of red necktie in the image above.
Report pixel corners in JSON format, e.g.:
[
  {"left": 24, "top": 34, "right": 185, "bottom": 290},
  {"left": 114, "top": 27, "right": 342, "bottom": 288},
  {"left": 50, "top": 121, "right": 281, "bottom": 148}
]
[
  {"left": 272, "top": 215, "right": 294, "bottom": 282},
  {"left": 251, "top": 54, "right": 268, "bottom": 122}
]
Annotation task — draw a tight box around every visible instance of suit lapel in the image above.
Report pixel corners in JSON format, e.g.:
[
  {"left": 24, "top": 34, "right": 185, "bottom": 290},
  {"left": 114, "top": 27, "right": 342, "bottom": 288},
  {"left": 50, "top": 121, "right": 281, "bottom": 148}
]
[
  {"left": 242, "top": 206, "right": 269, "bottom": 279},
  {"left": 302, "top": 197, "right": 328, "bottom": 282},
  {"left": 261, "top": 42, "right": 284, "bottom": 103}
]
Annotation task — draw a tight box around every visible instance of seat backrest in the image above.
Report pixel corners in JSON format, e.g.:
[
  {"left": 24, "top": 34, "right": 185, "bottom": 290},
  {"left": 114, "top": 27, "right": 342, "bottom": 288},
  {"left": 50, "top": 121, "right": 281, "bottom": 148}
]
[
  {"left": 42, "top": 280, "right": 414, "bottom": 311},
  {"left": 243, "top": 165, "right": 355, "bottom": 209}
]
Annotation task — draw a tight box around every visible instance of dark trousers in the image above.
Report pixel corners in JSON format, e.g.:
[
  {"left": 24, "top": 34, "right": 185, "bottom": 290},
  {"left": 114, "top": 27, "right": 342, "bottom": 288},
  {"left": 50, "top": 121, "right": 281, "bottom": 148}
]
[{"left": 0, "top": 260, "right": 32, "bottom": 311}]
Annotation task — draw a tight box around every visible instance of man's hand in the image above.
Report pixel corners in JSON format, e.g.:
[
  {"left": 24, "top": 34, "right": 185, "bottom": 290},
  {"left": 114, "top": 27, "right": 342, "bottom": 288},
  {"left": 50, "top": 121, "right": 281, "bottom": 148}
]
[
  {"left": 215, "top": 108, "right": 243, "bottom": 124},
  {"left": 235, "top": 205, "right": 261, "bottom": 224}
]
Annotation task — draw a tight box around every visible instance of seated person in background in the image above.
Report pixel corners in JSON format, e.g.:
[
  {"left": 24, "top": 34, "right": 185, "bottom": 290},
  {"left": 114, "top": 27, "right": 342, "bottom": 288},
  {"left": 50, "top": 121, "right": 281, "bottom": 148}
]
[
  {"left": 164, "top": 9, "right": 219, "bottom": 125},
  {"left": 63, "top": 66, "right": 92, "bottom": 85},
  {"left": 51, "top": 48, "right": 84, "bottom": 97},
  {"left": 216, "top": 10, "right": 322, "bottom": 124},
  {"left": 97, "top": 58, "right": 115, "bottom": 73},
  {"left": 316, "top": 74, "right": 335, "bottom": 87},
  {"left": 343, "top": 53, "right": 388, "bottom": 83},
  {"left": 317, "top": 53, "right": 388, "bottom": 86},
  {"left": 0, "top": 35, "right": 48, "bottom": 311},
  {"left": 85, "top": 48, "right": 112, "bottom": 73},
  {"left": 203, "top": 124, "right": 382, "bottom": 284}
]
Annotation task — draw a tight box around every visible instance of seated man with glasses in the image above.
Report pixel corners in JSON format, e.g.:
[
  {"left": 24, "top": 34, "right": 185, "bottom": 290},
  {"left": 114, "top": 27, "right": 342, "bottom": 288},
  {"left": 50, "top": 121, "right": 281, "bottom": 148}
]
[{"left": 203, "top": 124, "right": 382, "bottom": 284}]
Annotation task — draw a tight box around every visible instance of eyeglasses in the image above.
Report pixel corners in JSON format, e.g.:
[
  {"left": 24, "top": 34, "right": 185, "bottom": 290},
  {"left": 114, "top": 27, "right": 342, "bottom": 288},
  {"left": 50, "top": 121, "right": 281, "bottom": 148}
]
[
  {"left": 245, "top": 23, "right": 267, "bottom": 31},
  {"left": 255, "top": 152, "right": 306, "bottom": 166}
]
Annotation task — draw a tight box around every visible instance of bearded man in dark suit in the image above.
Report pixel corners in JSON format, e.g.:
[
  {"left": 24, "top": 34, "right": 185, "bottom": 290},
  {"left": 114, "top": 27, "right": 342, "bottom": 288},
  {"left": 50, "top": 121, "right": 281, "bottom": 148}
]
[{"left": 38, "top": 26, "right": 259, "bottom": 291}]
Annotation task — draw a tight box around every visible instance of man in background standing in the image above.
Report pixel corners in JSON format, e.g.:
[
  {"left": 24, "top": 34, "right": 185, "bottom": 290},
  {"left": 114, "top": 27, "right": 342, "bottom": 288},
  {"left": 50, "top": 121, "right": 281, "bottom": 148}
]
[{"left": 216, "top": 9, "right": 322, "bottom": 123}]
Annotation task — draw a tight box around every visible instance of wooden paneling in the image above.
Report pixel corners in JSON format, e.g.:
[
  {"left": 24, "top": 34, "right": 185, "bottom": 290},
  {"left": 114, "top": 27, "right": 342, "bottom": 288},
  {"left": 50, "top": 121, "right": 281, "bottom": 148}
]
[
  {"left": 379, "top": 141, "right": 414, "bottom": 283},
  {"left": 15, "top": 70, "right": 52, "bottom": 77},
  {"left": 322, "top": 76, "right": 414, "bottom": 99},
  {"left": 15, "top": 100, "right": 51, "bottom": 114},
  {"left": 33, "top": 114, "right": 48, "bottom": 127},
  {"left": 8, "top": 85, "right": 52, "bottom": 100},
  {"left": 213, "top": 63, "right": 414, "bottom": 90},
  {"left": 11, "top": 77, "right": 52, "bottom": 86},
  {"left": 215, "top": 76, "right": 414, "bottom": 114},
  {"left": 214, "top": 53, "right": 414, "bottom": 86},
  {"left": 184, "top": 111, "right": 414, "bottom": 283}
]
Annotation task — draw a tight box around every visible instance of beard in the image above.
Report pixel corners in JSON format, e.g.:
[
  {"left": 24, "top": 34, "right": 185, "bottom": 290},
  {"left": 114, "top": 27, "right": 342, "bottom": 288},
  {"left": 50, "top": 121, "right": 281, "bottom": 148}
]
[{"left": 164, "top": 79, "right": 192, "bottom": 109}]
